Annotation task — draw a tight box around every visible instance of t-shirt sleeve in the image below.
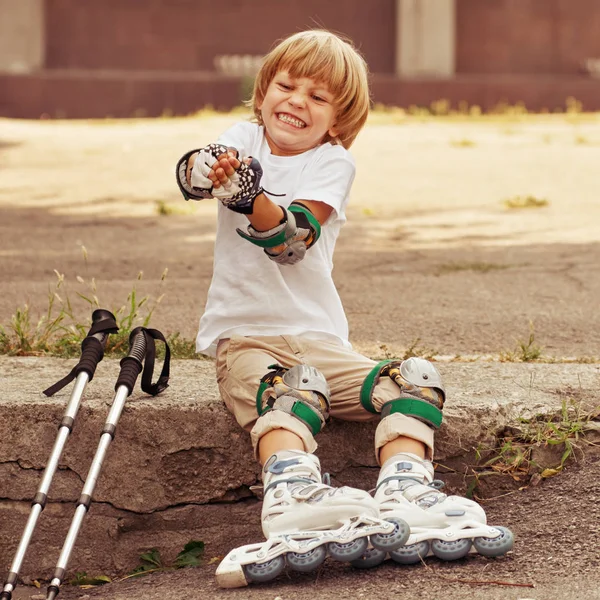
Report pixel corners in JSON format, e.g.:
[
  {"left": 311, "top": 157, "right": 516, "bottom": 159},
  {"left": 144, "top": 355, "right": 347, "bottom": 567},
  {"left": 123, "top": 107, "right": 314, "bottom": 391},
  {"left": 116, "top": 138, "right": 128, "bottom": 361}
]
[
  {"left": 292, "top": 146, "right": 356, "bottom": 217},
  {"left": 216, "top": 121, "right": 257, "bottom": 158}
]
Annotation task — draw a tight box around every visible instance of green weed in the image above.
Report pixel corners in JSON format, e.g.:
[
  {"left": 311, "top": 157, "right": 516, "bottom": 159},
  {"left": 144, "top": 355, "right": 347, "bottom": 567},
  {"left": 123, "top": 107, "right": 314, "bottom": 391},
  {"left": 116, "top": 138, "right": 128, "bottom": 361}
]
[
  {"left": 450, "top": 139, "right": 476, "bottom": 148},
  {"left": 155, "top": 200, "right": 196, "bottom": 216},
  {"left": 0, "top": 248, "right": 181, "bottom": 358},
  {"left": 164, "top": 331, "right": 199, "bottom": 360},
  {"left": 69, "top": 541, "right": 205, "bottom": 589},
  {"left": 375, "top": 338, "right": 437, "bottom": 362},
  {"left": 368, "top": 96, "right": 598, "bottom": 125},
  {"left": 435, "top": 261, "right": 512, "bottom": 275},
  {"left": 122, "top": 541, "right": 205, "bottom": 580},
  {"left": 470, "top": 398, "right": 599, "bottom": 496},
  {"left": 402, "top": 338, "right": 437, "bottom": 361},
  {"left": 500, "top": 322, "right": 543, "bottom": 362},
  {"left": 574, "top": 134, "right": 590, "bottom": 145},
  {"left": 503, "top": 195, "right": 549, "bottom": 209},
  {"left": 70, "top": 572, "right": 111, "bottom": 588}
]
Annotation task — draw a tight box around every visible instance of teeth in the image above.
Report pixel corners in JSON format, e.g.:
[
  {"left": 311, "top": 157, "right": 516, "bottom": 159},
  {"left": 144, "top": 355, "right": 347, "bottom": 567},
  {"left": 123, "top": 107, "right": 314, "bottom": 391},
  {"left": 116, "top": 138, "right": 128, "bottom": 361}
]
[{"left": 277, "top": 113, "right": 306, "bottom": 128}]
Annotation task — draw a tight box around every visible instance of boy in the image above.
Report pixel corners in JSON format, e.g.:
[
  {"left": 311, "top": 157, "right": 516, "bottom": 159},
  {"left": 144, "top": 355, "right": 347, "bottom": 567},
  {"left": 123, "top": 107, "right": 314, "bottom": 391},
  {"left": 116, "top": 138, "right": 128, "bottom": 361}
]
[{"left": 176, "top": 29, "right": 512, "bottom": 587}]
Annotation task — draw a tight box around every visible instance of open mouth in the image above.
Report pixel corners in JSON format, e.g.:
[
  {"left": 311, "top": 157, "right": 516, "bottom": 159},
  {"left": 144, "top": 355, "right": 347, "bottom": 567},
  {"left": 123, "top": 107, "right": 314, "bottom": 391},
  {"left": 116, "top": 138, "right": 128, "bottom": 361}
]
[{"left": 276, "top": 113, "right": 307, "bottom": 128}]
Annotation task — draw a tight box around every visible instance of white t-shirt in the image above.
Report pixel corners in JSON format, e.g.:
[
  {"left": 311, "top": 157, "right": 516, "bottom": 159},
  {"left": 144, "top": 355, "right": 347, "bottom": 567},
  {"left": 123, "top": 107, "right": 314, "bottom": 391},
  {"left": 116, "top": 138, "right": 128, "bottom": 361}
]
[{"left": 195, "top": 121, "right": 356, "bottom": 356}]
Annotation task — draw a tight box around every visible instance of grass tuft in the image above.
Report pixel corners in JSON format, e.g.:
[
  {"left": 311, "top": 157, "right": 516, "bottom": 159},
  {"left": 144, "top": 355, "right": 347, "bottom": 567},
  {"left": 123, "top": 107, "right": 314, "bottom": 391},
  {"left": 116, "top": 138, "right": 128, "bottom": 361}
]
[
  {"left": 435, "top": 261, "right": 512, "bottom": 275},
  {"left": 503, "top": 195, "right": 549, "bottom": 209},
  {"left": 500, "top": 322, "right": 543, "bottom": 362},
  {"left": 0, "top": 251, "right": 199, "bottom": 359},
  {"left": 467, "top": 398, "right": 600, "bottom": 499},
  {"left": 449, "top": 138, "right": 476, "bottom": 148}
]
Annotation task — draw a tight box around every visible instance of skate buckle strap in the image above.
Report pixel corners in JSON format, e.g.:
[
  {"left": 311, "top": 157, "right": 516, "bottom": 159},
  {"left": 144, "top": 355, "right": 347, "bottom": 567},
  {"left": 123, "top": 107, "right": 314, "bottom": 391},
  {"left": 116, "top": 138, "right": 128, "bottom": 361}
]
[
  {"left": 267, "top": 457, "right": 302, "bottom": 474},
  {"left": 263, "top": 476, "right": 315, "bottom": 495},
  {"left": 375, "top": 475, "right": 423, "bottom": 493}
]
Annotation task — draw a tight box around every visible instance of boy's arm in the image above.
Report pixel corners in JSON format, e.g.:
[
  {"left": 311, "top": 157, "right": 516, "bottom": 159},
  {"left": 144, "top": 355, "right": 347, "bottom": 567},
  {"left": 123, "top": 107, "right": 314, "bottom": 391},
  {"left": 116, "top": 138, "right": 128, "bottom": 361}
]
[
  {"left": 201, "top": 153, "right": 331, "bottom": 266},
  {"left": 247, "top": 195, "right": 332, "bottom": 264},
  {"left": 180, "top": 147, "right": 335, "bottom": 265},
  {"left": 249, "top": 195, "right": 332, "bottom": 230}
]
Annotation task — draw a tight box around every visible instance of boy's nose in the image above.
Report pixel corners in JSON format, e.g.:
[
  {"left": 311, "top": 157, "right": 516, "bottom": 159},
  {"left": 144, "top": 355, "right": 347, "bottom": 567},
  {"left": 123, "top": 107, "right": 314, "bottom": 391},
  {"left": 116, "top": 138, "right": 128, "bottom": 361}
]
[{"left": 288, "top": 92, "right": 306, "bottom": 108}]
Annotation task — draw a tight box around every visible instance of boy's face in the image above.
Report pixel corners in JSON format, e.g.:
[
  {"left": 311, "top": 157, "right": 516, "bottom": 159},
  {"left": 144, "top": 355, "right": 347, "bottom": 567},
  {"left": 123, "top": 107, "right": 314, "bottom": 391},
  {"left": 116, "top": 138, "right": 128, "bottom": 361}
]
[{"left": 258, "top": 71, "right": 338, "bottom": 156}]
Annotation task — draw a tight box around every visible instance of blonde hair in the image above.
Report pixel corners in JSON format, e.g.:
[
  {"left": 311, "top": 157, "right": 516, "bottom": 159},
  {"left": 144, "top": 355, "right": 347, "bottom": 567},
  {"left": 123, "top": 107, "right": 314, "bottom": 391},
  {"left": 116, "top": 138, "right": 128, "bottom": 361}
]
[{"left": 249, "top": 30, "right": 371, "bottom": 149}]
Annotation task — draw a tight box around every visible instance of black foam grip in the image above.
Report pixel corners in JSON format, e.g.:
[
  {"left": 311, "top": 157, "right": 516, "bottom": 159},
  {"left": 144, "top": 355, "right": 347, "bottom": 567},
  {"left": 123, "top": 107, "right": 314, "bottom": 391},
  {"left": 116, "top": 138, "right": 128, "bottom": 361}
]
[
  {"left": 43, "top": 309, "right": 118, "bottom": 397},
  {"left": 76, "top": 337, "right": 105, "bottom": 378},
  {"left": 115, "top": 357, "right": 143, "bottom": 395}
]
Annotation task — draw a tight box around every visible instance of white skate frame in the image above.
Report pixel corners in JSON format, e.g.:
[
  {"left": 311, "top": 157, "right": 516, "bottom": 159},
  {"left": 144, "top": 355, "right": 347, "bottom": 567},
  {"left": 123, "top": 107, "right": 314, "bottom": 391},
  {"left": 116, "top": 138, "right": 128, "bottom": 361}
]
[
  {"left": 406, "top": 520, "right": 503, "bottom": 546},
  {"left": 215, "top": 515, "right": 395, "bottom": 588}
]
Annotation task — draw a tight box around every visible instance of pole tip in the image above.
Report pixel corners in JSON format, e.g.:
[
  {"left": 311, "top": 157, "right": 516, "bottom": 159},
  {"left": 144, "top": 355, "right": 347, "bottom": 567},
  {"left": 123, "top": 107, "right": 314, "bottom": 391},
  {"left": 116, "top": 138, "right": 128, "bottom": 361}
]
[{"left": 46, "top": 588, "right": 58, "bottom": 600}]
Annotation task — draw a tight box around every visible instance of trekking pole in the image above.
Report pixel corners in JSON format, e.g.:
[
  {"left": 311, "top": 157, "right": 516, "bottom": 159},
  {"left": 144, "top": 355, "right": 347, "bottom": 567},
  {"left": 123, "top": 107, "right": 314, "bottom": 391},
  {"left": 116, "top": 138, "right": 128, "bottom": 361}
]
[
  {"left": 1, "top": 309, "right": 118, "bottom": 600},
  {"left": 45, "top": 326, "right": 170, "bottom": 600}
]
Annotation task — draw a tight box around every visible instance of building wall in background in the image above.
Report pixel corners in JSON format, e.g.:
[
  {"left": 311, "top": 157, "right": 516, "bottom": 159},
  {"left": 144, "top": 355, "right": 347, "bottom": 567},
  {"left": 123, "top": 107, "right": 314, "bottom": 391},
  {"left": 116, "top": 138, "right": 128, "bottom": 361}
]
[
  {"left": 456, "top": 0, "right": 600, "bottom": 75},
  {"left": 3, "top": 0, "right": 600, "bottom": 118},
  {"left": 44, "top": 0, "right": 396, "bottom": 74}
]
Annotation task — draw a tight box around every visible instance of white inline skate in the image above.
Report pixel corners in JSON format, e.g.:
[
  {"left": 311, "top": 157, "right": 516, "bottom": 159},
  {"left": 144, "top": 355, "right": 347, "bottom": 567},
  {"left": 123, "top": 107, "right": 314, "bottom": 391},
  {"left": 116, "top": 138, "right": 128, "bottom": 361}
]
[
  {"left": 215, "top": 450, "right": 410, "bottom": 587},
  {"left": 351, "top": 453, "right": 513, "bottom": 568}
]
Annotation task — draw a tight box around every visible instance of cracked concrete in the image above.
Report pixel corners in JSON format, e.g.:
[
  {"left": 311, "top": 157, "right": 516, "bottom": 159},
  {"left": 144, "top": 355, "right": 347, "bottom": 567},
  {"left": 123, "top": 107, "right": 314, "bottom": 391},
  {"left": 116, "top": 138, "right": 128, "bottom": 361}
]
[{"left": 1, "top": 355, "right": 598, "bottom": 577}]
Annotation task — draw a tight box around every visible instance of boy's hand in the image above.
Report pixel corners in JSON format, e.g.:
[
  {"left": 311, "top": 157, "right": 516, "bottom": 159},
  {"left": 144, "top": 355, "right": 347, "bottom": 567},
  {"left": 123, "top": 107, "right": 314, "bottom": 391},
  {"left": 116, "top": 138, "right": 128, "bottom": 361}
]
[
  {"left": 177, "top": 143, "right": 241, "bottom": 202},
  {"left": 188, "top": 144, "right": 238, "bottom": 191},
  {"left": 207, "top": 154, "right": 244, "bottom": 200},
  {"left": 209, "top": 154, "right": 241, "bottom": 189}
]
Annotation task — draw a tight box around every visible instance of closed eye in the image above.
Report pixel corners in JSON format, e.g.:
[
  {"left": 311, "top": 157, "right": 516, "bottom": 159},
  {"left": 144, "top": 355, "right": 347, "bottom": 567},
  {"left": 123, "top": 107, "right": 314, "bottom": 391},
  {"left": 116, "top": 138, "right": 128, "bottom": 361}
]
[
  {"left": 277, "top": 82, "right": 292, "bottom": 91},
  {"left": 312, "top": 94, "right": 326, "bottom": 102}
]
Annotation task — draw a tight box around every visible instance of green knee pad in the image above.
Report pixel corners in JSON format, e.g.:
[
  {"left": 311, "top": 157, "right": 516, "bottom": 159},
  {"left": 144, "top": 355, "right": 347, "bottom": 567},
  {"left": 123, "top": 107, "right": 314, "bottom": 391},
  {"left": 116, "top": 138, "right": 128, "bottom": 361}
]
[
  {"left": 255, "top": 364, "right": 330, "bottom": 436},
  {"left": 360, "top": 359, "right": 445, "bottom": 429}
]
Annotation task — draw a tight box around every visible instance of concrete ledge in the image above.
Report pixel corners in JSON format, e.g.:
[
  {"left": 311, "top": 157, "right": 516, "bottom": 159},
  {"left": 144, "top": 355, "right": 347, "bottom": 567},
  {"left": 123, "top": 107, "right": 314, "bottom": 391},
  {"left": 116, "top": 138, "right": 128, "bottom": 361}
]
[{"left": 0, "top": 357, "right": 598, "bottom": 577}]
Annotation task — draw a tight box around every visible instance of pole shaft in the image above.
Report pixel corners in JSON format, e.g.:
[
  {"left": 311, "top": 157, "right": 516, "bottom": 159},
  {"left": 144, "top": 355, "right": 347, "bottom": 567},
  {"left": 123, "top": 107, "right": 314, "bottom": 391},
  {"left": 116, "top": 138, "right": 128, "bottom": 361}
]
[
  {"left": 51, "top": 385, "right": 130, "bottom": 576},
  {"left": 4, "top": 372, "right": 90, "bottom": 584}
]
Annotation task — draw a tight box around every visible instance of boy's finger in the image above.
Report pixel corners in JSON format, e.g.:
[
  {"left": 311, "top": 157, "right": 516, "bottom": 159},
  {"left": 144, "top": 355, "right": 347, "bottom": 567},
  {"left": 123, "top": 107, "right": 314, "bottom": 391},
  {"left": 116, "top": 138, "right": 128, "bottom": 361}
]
[
  {"left": 215, "top": 168, "right": 230, "bottom": 183},
  {"left": 219, "top": 157, "right": 236, "bottom": 176}
]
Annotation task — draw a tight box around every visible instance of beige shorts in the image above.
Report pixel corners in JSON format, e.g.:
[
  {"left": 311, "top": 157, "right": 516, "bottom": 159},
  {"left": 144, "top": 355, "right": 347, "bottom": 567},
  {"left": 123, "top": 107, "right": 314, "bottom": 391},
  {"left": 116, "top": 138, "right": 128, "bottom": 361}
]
[{"left": 216, "top": 335, "right": 435, "bottom": 463}]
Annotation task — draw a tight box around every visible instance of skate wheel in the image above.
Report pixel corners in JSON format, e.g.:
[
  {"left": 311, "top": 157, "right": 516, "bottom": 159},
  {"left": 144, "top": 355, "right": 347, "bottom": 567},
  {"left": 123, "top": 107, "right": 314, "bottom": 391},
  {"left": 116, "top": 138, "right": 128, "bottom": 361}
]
[
  {"left": 243, "top": 555, "right": 286, "bottom": 583},
  {"left": 350, "top": 546, "right": 387, "bottom": 569},
  {"left": 431, "top": 537, "right": 472, "bottom": 561},
  {"left": 328, "top": 536, "right": 368, "bottom": 562},
  {"left": 286, "top": 545, "right": 327, "bottom": 572},
  {"left": 390, "top": 540, "right": 430, "bottom": 565},
  {"left": 473, "top": 526, "right": 514, "bottom": 557},
  {"left": 370, "top": 518, "right": 411, "bottom": 552}
]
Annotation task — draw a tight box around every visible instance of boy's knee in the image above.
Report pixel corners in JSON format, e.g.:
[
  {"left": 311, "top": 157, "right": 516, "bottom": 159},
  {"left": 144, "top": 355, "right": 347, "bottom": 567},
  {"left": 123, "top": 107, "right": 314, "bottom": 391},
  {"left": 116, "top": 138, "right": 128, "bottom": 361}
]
[
  {"left": 360, "top": 357, "right": 445, "bottom": 462},
  {"left": 251, "top": 364, "right": 330, "bottom": 459}
]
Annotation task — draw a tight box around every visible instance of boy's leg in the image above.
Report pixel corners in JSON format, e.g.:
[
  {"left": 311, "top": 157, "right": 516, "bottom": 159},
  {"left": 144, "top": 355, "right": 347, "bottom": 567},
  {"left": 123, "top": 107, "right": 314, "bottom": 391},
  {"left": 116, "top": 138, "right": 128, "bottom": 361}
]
[
  {"left": 304, "top": 341, "right": 514, "bottom": 564},
  {"left": 216, "top": 336, "right": 405, "bottom": 570}
]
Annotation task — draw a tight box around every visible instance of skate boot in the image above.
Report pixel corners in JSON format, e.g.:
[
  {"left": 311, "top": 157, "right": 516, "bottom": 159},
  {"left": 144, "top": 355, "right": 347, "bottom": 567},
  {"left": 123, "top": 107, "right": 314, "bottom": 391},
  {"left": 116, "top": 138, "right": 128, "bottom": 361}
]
[
  {"left": 215, "top": 450, "right": 410, "bottom": 587},
  {"left": 370, "top": 453, "right": 514, "bottom": 565}
]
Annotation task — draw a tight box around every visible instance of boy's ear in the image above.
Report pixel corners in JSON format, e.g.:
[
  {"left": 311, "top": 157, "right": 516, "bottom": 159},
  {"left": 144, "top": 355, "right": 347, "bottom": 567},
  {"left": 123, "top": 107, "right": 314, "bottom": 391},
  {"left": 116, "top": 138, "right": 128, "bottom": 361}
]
[{"left": 328, "top": 124, "right": 339, "bottom": 138}]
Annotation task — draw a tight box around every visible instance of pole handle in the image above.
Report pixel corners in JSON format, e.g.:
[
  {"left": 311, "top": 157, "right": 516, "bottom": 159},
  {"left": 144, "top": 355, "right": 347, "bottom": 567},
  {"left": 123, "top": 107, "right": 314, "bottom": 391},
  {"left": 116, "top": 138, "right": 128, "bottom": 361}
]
[
  {"left": 43, "top": 310, "right": 119, "bottom": 397},
  {"left": 114, "top": 327, "right": 170, "bottom": 397}
]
